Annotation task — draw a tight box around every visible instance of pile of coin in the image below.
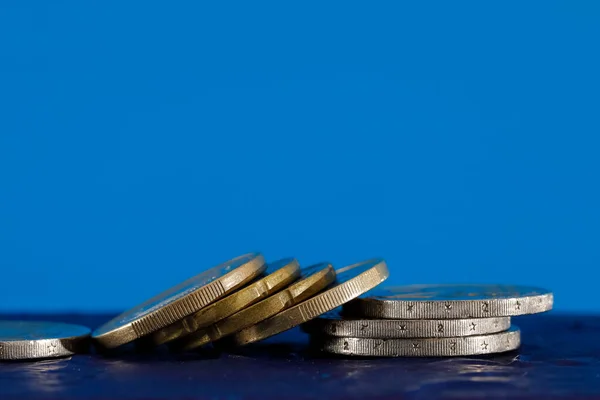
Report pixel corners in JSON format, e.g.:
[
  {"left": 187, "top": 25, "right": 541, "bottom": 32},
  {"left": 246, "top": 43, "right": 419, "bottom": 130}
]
[
  {"left": 304, "top": 285, "right": 553, "bottom": 357},
  {"left": 92, "top": 253, "right": 390, "bottom": 352},
  {"left": 0, "top": 252, "right": 553, "bottom": 360}
]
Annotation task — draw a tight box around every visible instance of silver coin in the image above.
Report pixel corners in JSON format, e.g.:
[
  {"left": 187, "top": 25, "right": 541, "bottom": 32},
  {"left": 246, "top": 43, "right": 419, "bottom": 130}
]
[
  {"left": 302, "top": 310, "right": 511, "bottom": 338},
  {"left": 0, "top": 321, "right": 91, "bottom": 360},
  {"left": 344, "top": 284, "right": 553, "bottom": 319},
  {"left": 315, "top": 325, "right": 521, "bottom": 357}
]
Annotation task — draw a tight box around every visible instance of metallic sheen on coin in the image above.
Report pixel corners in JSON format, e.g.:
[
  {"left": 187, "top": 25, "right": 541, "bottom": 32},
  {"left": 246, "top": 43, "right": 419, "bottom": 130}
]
[
  {"left": 93, "top": 253, "right": 266, "bottom": 348},
  {"left": 344, "top": 284, "right": 553, "bottom": 319},
  {"left": 174, "top": 262, "right": 336, "bottom": 351},
  {"left": 302, "top": 309, "right": 511, "bottom": 338},
  {"left": 315, "top": 326, "right": 521, "bottom": 357},
  {"left": 0, "top": 321, "right": 91, "bottom": 360},
  {"left": 231, "top": 258, "right": 389, "bottom": 346},
  {"left": 150, "top": 258, "right": 301, "bottom": 345}
]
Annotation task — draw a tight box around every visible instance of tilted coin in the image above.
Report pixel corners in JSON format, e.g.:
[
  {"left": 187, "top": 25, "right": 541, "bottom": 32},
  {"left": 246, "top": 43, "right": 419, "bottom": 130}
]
[
  {"left": 302, "top": 309, "right": 511, "bottom": 338},
  {"left": 174, "top": 262, "right": 336, "bottom": 351},
  {"left": 149, "top": 258, "right": 301, "bottom": 345},
  {"left": 231, "top": 258, "right": 389, "bottom": 346},
  {"left": 315, "top": 326, "right": 521, "bottom": 357},
  {"left": 92, "top": 253, "right": 266, "bottom": 348},
  {"left": 0, "top": 321, "right": 91, "bottom": 360},
  {"left": 344, "top": 284, "right": 553, "bottom": 319}
]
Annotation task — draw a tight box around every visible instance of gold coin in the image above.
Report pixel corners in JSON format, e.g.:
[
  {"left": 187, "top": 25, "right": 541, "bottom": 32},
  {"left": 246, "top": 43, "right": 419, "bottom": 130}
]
[
  {"left": 231, "top": 258, "right": 389, "bottom": 346},
  {"left": 92, "top": 253, "right": 266, "bottom": 348},
  {"left": 174, "top": 262, "right": 336, "bottom": 351},
  {"left": 149, "top": 258, "right": 301, "bottom": 345}
]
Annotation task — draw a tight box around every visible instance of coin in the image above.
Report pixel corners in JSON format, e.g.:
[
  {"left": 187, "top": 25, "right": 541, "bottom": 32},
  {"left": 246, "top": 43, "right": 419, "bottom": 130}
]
[
  {"left": 344, "top": 284, "right": 553, "bottom": 319},
  {"left": 149, "top": 258, "right": 301, "bottom": 345},
  {"left": 231, "top": 258, "right": 389, "bottom": 346},
  {"left": 174, "top": 262, "right": 336, "bottom": 351},
  {"left": 302, "top": 309, "right": 511, "bottom": 338},
  {"left": 0, "top": 321, "right": 91, "bottom": 360},
  {"left": 315, "top": 326, "right": 521, "bottom": 357},
  {"left": 92, "top": 253, "right": 266, "bottom": 348}
]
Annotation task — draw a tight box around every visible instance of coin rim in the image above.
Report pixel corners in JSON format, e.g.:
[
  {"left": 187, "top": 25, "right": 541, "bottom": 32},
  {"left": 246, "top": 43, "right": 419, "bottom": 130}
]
[
  {"left": 0, "top": 321, "right": 91, "bottom": 360},
  {"left": 231, "top": 258, "right": 389, "bottom": 346},
  {"left": 175, "top": 262, "right": 336, "bottom": 350},
  {"left": 316, "top": 326, "right": 521, "bottom": 357},
  {"left": 92, "top": 253, "right": 266, "bottom": 348},
  {"left": 303, "top": 315, "right": 512, "bottom": 338},
  {"left": 344, "top": 285, "right": 553, "bottom": 319},
  {"left": 150, "top": 258, "right": 301, "bottom": 345}
]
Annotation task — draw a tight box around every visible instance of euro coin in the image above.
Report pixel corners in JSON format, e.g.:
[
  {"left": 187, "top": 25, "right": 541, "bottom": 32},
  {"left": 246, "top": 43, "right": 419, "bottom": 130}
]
[
  {"left": 315, "top": 326, "right": 521, "bottom": 357},
  {"left": 231, "top": 258, "right": 389, "bottom": 346},
  {"left": 93, "top": 252, "right": 266, "bottom": 348},
  {"left": 302, "top": 309, "right": 511, "bottom": 338},
  {"left": 0, "top": 321, "right": 90, "bottom": 360},
  {"left": 174, "top": 262, "right": 336, "bottom": 351},
  {"left": 344, "top": 284, "right": 553, "bottom": 319},
  {"left": 150, "top": 258, "right": 300, "bottom": 345}
]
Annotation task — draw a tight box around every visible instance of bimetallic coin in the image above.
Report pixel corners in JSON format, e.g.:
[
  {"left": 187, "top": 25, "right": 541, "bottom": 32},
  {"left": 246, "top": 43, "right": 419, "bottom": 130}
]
[
  {"left": 315, "top": 326, "right": 521, "bottom": 357},
  {"left": 150, "top": 258, "right": 301, "bottom": 345},
  {"left": 174, "top": 262, "right": 336, "bottom": 351},
  {"left": 93, "top": 253, "right": 266, "bottom": 348},
  {"left": 231, "top": 258, "right": 389, "bottom": 346},
  {"left": 344, "top": 284, "right": 553, "bottom": 319},
  {"left": 0, "top": 321, "right": 90, "bottom": 360},
  {"left": 302, "top": 310, "right": 511, "bottom": 338}
]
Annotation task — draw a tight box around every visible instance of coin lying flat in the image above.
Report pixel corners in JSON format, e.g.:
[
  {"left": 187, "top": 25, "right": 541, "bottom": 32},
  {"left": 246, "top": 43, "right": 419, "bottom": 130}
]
[
  {"left": 302, "top": 309, "right": 511, "bottom": 338},
  {"left": 150, "top": 258, "right": 301, "bottom": 345},
  {"left": 315, "top": 326, "right": 521, "bottom": 357},
  {"left": 93, "top": 253, "right": 266, "bottom": 348},
  {"left": 0, "top": 321, "right": 91, "bottom": 360},
  {"left": 174, "top": 262, "right": 336, "bottom": 351},
  {"left": 344, "top": 284, "right": 553, "bottom": 319},
  {"left": 231, "top": 258, "right": 389, "bottom": 346}
]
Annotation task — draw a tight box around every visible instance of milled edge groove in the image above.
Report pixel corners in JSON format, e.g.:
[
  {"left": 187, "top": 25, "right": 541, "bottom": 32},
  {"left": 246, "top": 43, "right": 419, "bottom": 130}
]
[
  {"left": 131, "top": 280, "right": 225, "bottom": 337},
  {"left": 344, "top": 293, "right": 553, "bottom": 319},
  {"left": 309, "top": 316, "right": 512, "bottom": 338},
  {"left": 0, "top": 337, "right": 88, "bottom": 360},
  {"left": 319, "top": 326, "right": 521, "bottom": 357},
  {"left": 298, "top": 268, "right": 379, "bottom": 321},
  {"left": 233, "top": 262, "right": 388, "bottom": 344}
]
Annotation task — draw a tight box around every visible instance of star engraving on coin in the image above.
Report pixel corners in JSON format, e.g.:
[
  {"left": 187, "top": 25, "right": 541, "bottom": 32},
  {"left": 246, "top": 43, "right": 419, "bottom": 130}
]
[
  {"left": 481, "top": 341, "right": 489, "bottom": 350},
  {"left": 346, "top": 284, "right": 552, "bottom": 318},
  {"left": 470, "top": 322, "right": 477, "bottom": 331}
]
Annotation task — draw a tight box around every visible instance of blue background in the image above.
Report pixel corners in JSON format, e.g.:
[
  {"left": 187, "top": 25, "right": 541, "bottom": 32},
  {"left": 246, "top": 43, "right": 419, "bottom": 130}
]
[{"left": 1, "top": 1, "right": 598, "bottom": 312}]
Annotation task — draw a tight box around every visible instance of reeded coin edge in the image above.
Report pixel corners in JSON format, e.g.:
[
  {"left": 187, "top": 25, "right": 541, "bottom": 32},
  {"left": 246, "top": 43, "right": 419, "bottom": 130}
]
[
  {"left": 232, "top": 259, "right": 389, "bottom": 346},
  {"left": 93, "top": 253, "right": 266, "bottom": 348},
  {"left": 151, "top": 259, "right": 301, "bottom": 345},
  {"left": 176, "top": 263, "right": 337, "bottom": 350},
  {"left": 344, "top": 293, "right": 553, "bottom": 319},
  {"left": 316, "top": 326, "right": 521, "bottom": 357},
  {"left": 303, "top": 316, "right": 511, "bottom": 338},
  {"left": 0, "top": 334, "right": 90, "bottom": 360}
]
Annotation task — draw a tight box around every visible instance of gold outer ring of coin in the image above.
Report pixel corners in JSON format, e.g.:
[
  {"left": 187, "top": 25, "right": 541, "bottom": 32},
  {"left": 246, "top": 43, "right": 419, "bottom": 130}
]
[
  {"left": 174, "top": 262, "right": 336, "bottom": 351},
  {"left": 149, "top": 258, "right": 301, "bottom": 345},
  {"left": 92, "top": 253, "right": 266, "bottom": 348},
  {"left": 231, "top": 258, "right": 389, "bottom": 346},
  {"left": 0, "top": 321, "right": 91, "bottom": 360}
]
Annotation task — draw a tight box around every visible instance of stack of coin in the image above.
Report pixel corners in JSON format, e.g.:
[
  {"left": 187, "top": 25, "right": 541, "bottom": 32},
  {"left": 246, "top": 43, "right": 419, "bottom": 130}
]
[
  {"left": 304, "top": 285, "right": 553, "bottom": 357},
  {"left": 91, "top": 253, "right": 391, "bottom": 352}
]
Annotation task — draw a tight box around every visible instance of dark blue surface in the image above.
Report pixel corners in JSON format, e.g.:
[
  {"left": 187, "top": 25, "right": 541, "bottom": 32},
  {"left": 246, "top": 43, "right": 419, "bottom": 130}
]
[
  {"left": 0, "top": 312, "right": 599, "bottom": 399},
  {"left": 1, "top": 2, "right": 599, "bottom": 312}
]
